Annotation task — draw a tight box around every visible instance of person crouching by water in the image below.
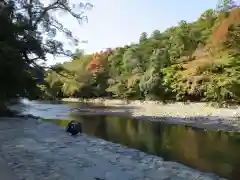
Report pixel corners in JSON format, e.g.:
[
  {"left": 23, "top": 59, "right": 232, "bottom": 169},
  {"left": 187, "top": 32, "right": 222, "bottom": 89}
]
[{"left": 65, "top": 120, "right": 82, "bottom": 136}]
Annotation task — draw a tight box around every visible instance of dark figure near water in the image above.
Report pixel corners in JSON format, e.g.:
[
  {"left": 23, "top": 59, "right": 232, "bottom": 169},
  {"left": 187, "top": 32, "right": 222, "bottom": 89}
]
[{"left": 65, "top": 121, "right": 82, "bottom": 135}]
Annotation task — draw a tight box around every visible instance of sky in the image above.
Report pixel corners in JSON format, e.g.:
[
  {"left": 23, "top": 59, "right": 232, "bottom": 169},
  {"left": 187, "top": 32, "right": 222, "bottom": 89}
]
[{"left": 46, "top": 0, "right": 218, "bottom": 65}]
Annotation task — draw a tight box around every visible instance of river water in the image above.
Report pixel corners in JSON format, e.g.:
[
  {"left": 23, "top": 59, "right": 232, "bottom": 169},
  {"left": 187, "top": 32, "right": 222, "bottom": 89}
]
[{"left": 11, "top": 99, "right": 240, "bottom": 179}]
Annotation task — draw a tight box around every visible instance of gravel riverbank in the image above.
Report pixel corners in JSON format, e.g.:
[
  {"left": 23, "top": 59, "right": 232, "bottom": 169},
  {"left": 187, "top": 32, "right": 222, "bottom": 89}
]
[
  {"left": 0, "top": 117, "right": 227, "bottom": 180},
  {"left": 62, "top": 98, "right": 240, "bottom": 132}
]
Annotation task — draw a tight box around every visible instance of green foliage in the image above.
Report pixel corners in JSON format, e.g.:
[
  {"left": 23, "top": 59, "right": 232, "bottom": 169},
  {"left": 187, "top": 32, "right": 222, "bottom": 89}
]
[
  {"left": 44, "top": 2, "right": 240, "bottom": 104},
  {"left": 0, "top": 0, "right": 92, "bottom": 113},
  {"left": 139, "top": 32, "right": 148, "bottom": 43}
]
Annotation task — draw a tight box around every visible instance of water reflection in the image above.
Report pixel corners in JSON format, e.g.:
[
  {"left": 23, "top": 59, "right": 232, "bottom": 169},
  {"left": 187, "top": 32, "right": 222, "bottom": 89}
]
[{"left": 42, "top": 115, "right": 240, "bottom": 180}]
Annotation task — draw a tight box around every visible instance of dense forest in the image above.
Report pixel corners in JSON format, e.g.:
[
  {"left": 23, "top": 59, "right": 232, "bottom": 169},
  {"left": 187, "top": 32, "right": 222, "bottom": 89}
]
[
  {"left": 0, "top": 0, "right": 240, "bottom": 115},
  {"left": 42, "top": 1, "right": 240, "bottom": 104},
  {"left": 42, "top": 1, "right": 240, "bottom": 102}
]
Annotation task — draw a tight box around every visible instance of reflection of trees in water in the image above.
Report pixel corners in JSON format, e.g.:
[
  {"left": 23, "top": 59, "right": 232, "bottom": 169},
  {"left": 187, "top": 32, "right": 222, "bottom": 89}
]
[
  {"left": 135, "top": 120, "right": 149, "bottom": 152},
  {"left": 42, "top": 119, "right": 69, "bottom": 128},
  {"left": 104, "top": 116, "right": 128, "bottom": 144},
  {"left": 158, "top": 125, "right": 240, "bottom": 179},
  {"left": 42, "top": 116, "right": 240, "bottom": 179},
  {"left": 85, "top": 116, "right": 239, "bottom": 179},
  {"left": 126, "top": 118, "right": 138, "bottom": 144},
  {"left": 138, "top": 121, "right": 159, "bottom": 154}
]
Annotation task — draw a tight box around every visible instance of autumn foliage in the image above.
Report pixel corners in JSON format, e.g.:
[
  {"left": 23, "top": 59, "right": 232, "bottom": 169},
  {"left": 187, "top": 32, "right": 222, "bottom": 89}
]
[
  {"left": 87, "top": 49, "right": 113, "bottom": 73},
  {"left": 212, "top": 8, "right": 240, "bottom": 44},
  {"left": 45, "top": 1, "right": 240, "bottom": 106}
]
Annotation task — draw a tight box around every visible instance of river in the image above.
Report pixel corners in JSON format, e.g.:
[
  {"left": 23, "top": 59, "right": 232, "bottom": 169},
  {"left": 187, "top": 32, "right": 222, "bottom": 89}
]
[{"left": 11, "top": 99, "right": 240, "bottom": 179}]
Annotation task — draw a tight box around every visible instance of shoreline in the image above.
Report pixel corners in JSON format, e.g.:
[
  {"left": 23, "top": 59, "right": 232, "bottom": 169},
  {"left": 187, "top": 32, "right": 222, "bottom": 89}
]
[
  {"left": 62, "top": 98, "right": 240, "bottom": 132},
  {"left": 61, "top": 97, "right": 240, "bottom": 108},
  {"left": 0, "top": 117, "right": 227, "bottom": 180}
]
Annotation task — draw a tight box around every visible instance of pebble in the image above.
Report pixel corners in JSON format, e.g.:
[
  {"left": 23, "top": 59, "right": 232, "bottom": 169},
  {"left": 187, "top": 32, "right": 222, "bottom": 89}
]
[
  {"left": 0, "top": 118, "right": 227, "bottom": 180},
  {"left": 61, "top": 99, "right": 240, "bottom": 132}
]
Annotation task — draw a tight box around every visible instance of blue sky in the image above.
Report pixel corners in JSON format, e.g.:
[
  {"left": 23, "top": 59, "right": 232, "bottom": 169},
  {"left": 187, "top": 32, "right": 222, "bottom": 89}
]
[{"left": 47, "top": 0, "right": 218, "bottom": 65}]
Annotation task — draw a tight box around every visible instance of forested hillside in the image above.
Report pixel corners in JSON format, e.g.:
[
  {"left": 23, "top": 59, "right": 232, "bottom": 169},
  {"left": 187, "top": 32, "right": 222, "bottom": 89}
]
[{"left": 42, "top": 1, "right": 240, "bottom": 103}]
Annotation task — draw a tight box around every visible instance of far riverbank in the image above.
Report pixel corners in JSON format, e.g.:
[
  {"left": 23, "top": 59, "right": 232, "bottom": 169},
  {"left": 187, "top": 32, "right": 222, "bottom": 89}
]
[{"left": 62, "top": 98, "right": 240, "bottom": 132}]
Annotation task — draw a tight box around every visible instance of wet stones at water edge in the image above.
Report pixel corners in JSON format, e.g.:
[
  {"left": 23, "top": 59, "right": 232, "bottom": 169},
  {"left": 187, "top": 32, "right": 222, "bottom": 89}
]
[{"left": 65, "top": 120, "right": 82, "bottom": 136}]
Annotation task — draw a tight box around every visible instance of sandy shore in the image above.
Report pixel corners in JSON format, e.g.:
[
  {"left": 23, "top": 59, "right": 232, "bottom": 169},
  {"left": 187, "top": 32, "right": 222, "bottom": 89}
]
[{"left": 62, "top": 98, "right": 240, "bottom": 132}]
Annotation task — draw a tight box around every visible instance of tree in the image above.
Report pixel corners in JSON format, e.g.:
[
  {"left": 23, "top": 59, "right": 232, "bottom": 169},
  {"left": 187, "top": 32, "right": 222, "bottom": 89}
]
[
  {"left": 15, "top": 0, "right": 92, "bottom": 59},
  {"left": 217, "top": 0, "right": 238, "bottom": 12},
  {"left": 139, "top": 49, "right": 169, "bottom": 99},
  {"left": 122, "top": 47, "right": 143, "bottom": 73},
  {"left": 151, "top": 30, "right": 161, "bottom": 39},
  {"left": 139, "top": 32, "right": 148, "bottom": 43},
  {"left": 0, "top": 0, "right": 93, "bottom": 113},
  {"left": 43, "top": 1, "right": 240, "bottom": 104},
  {"left": 73, "top": 48, "right": 84, "bottom": 60}
]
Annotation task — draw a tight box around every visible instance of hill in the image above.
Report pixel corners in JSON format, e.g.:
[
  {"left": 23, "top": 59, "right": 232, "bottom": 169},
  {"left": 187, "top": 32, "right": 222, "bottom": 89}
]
[
  {"left": 212, "top": 7, "right": 240, "bottom": 44},
  {"left": 42, "top": 4, "right": 240, "bottom": 104},
  {"left": 176, "top": 7, "right": 240, "bottom": 101}
]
